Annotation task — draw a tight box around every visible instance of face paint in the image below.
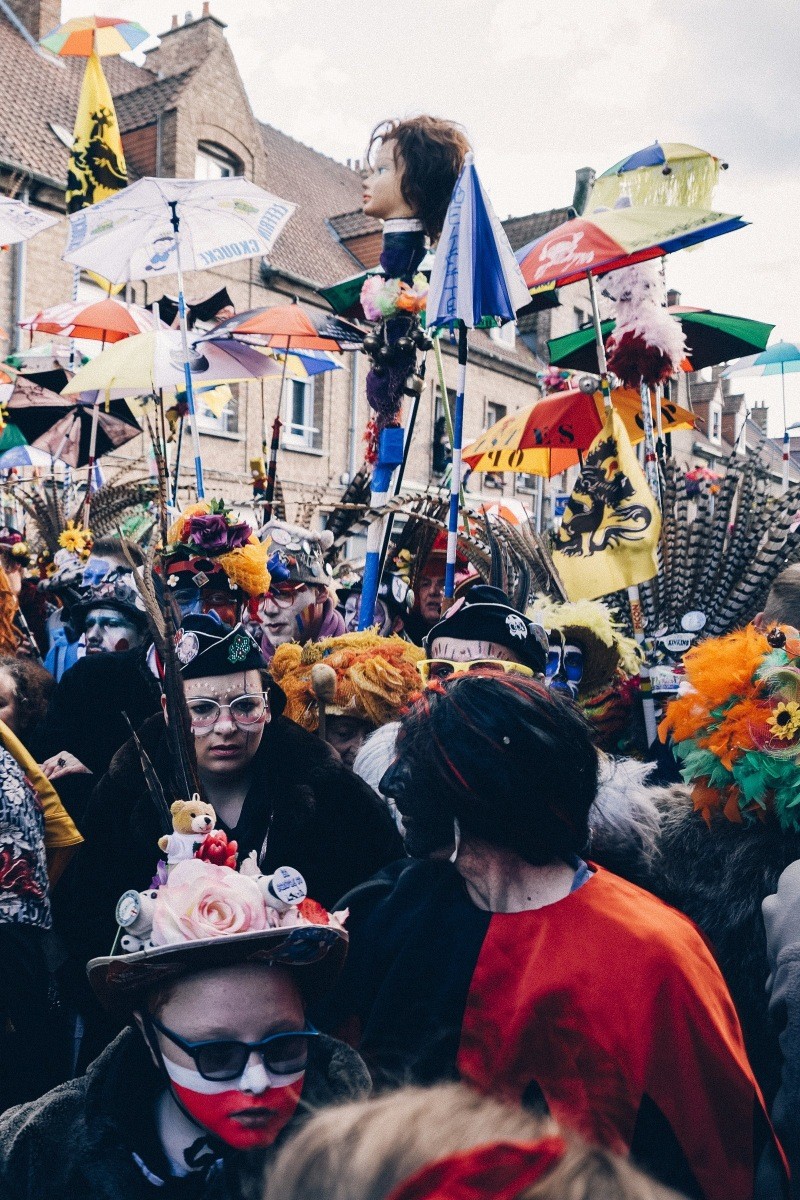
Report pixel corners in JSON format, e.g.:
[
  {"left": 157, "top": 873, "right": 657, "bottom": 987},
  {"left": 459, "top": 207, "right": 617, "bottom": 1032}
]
[
  {"left": 161, "top": 1055, "right": 304, "bottom": 1150},
  {"left": 84, "top": 607, "right": 144, "bottom": 655},
  {"left": 380, "top": 754, "right": 456, "bottom": 859}
]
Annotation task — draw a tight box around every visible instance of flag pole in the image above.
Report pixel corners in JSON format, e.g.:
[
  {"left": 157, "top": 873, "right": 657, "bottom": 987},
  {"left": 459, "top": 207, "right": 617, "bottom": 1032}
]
[
  {"left": 433, "top": 334, "right": 470, "bottom": 534},
  {"left": 444, "top": 322, "right": 468, "bottom": 600},
  {"left": 587, "top": 270, "right": 612, "bottom": 412},
  {"left": 168, "top": 200, "right": 204, "bottom": 500}
]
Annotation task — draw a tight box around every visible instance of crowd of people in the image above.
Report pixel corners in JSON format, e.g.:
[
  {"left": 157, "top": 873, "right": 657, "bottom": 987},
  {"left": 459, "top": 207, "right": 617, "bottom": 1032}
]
[{"left": 0, "top": 476, "right": 799, "bottom": 1200}]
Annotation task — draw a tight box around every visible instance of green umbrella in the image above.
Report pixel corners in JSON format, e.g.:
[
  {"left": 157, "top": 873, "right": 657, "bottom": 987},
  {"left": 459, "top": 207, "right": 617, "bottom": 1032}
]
[
  {"left": 548, "top": 305, "right": 774, "bottom": 374},
  {"left": 0, "top": 423, "right": 27, "bottom": 453}
]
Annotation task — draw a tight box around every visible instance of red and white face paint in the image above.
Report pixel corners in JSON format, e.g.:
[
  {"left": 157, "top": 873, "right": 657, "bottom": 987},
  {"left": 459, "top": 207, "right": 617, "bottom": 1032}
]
[{"left": 161, "top": 1055, "right": 304, "bottom": 1149}]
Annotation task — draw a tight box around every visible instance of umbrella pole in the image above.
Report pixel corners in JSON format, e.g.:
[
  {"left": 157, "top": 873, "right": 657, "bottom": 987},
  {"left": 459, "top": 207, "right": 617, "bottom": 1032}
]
[
  {"left": 433, "top": 336, "right": 470, "bottom": 534},
  {"left": 627, "top": 583, "right": 658, "bottom": 747},
  {"left": 172, "top": 415, "right": 185, "bottom": 509},
  {"left": 587, "top": 271, "right": 612, "bottom": 412},
  {"left": 82, "top": 397, "right": 101, "bottom": 527},
  {"left": 639, "top": 380, "right": 661, "bottom": 505},
  {"left": 168, "top": 201, "right": 204, "bottom": 500},
  {"left": 444, "top": 323, "right": 468, "bottom": 600},
  {"left": 263, "top": 340, "right": 289, "bottom": 521},
  {"left": 782, "top": 364, "right": 790, "bottom": 493}
]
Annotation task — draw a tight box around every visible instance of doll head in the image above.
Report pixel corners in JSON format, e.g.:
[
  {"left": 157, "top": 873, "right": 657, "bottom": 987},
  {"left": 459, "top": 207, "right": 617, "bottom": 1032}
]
[{"left": 364, "top": 116, "right": 471, "bottom": 242}]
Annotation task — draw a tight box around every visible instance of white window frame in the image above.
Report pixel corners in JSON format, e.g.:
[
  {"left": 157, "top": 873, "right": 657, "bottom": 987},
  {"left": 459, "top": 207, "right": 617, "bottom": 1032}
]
[
  {"left": 710, "top": 402, "right": 722, "bottom": 445},
  {"left": 282, "top": 377, "right": 320, "bottom": 452},
  {"left": 195, "top": 387, "right": 240, "bottom": 437},
  {"left": 195, "top": 142, "right": 239, "bottom": 180}
]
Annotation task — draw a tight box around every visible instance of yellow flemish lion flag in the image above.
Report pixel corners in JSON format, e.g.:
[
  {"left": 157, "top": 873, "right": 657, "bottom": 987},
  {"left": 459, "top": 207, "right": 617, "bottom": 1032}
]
[
  {"left": 66, "top": 51, "right": 127, "bottom": 213},
  {"left": 66, "top": 51, "right": 127, "bottom": 292},
  {"left": 552, "top": 407, "right": 661, "bottom": 601}
]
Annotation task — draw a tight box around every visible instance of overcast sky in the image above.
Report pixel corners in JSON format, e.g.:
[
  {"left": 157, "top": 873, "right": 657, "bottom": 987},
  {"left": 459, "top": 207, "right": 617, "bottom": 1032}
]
[{"left": 63, "top": 0, "right": 800, "bottom": 433}]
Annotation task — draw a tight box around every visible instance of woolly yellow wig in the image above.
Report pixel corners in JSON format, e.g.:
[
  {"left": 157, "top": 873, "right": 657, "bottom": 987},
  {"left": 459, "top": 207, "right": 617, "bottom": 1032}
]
[
  {"left": 530, "top": 596, "right": 642, "bottom": 698},
  {"left": 270, "top": 631, "right": 424, "bottom": 732}
]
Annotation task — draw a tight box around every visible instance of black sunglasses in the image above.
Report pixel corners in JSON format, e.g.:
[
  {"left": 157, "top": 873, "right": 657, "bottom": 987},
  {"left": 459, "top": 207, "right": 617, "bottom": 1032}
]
[{"left": 149, "top": 1016, "right": 318, "bottom": 1081}]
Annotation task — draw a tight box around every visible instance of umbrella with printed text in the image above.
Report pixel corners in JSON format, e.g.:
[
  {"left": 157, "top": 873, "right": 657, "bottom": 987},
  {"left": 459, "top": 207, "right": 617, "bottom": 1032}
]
[
  {"left": 463, "top": 387, "right": 695, "bottom": 477},
  {"left": 63, "top": 176, "right": 296, "bottom": 497},
  {"left": 548, "top": 307, "right": 774, "bottom": 375}
]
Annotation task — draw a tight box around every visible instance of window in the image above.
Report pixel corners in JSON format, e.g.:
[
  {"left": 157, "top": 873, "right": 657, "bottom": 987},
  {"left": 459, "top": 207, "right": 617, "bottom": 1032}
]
[
  {"left": 573, "top": 306, "right": 587, "bottom": 331},
  {"left": 710, "top": 402, "right": 722, "bottom": 444},
  {"left": 195, "top": 142, "right": 240, "bottom": 180},
  {"left": 283, "top": 376, "right": 324, "bottom": 451},
  {"left": 196, "top": 385, "right": 240, "bottom": 435},
  {"left": 517, "top": 473, "right": 538, "bottom": 493},
  {"left": 485, "top": 401, "right": 506, "bottom": 429},
  {"left": 432, "top": 385, "right": 455, "bottom": 475},
  {"left": 489, "top": 321, "right": 516, "bottom": 349}
]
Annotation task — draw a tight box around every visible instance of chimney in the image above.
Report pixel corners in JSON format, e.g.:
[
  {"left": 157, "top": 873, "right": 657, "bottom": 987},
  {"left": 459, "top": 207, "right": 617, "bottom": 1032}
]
[
  {"left": 751, "top": 401, "right": 769, "bottom": 436},
  {"left": 202, "top": 1, "right": 210, "bottom": 14},
  {"left": 572, "top": 166, "right": 596, "bottom": 216},
  {"left": 667, "top": 288, "right": 681, "bottom": 307},
  {"left": 171, "top": 13, "right": 178, "bottom": 27},
  {"left": 5, "top": 0, "right": 62, "bottom": 41}
]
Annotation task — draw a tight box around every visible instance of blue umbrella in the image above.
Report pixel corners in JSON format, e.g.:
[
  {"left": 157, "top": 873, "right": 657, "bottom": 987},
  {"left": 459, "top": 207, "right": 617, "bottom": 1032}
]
[
  {"left": 426, "top": 152, "right": 531, "bottom": 596},
  {"left": 723, "top": 342, "right": 800, "bottom": 492}
]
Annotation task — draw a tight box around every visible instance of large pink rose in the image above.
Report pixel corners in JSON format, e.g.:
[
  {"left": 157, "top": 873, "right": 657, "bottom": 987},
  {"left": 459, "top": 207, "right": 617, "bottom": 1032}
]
[{"left": 152, "top": 859, "right": 268, "bottom": 946}]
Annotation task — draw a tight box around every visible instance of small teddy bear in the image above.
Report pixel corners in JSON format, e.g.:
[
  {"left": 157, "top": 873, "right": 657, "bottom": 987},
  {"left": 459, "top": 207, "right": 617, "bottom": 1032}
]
[
  {"left": 116, "top": 887, "right": 159, "bottom": 952},
  {"left": 158, "top": 796, "right": 216, "bottom": 870}
]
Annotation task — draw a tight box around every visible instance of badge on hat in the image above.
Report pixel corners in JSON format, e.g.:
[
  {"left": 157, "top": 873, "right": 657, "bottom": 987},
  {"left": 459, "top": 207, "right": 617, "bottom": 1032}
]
[
  {"left": 506, "top": 613, "right": 527, "bottom": 640},
  {"left": 176, "top": 631, "right": 200, "bottom": 665},
  {"left": 227, "top": 632, "right": 253, "bottom": 664}
]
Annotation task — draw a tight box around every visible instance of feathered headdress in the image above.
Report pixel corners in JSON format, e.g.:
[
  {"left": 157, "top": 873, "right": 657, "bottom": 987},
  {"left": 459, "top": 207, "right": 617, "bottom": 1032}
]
[
  {"left": 270, "top": 630, "right": 424, "bottom": 733},
  {"left": 660, "top": 625, "right": 800, "bottom": 829}
]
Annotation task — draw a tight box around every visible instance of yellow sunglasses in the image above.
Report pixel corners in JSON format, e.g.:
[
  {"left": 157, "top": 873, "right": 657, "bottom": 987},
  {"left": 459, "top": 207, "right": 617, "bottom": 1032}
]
[{"left": 417, "top": 658, "right": 534, "bottom": 684}]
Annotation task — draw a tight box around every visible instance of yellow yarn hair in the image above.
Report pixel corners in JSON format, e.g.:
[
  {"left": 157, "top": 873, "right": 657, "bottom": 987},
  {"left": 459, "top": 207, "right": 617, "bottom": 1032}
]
[
  {"left": 530, "top": 595, "right": 642, "bottom": 679},
  {"left": 271, "top": 631, "right": 424, "bottom": 732}
]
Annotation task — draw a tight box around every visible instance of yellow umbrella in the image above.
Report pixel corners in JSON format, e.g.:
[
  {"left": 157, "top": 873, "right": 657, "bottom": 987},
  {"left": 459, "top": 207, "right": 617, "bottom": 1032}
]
[{"left": 463, "top": 387, "right": 694, "bottom": 477}]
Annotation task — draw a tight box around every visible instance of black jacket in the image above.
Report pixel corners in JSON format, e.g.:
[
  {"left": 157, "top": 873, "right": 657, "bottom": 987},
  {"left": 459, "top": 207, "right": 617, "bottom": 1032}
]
[
  {"left": 33, "top": 649, "right": 162, "bottom": 823},
  {"left": 0, "top": 1026, "right": 369, "bottom": 1200},
  {"left": 55, "top": 713, "right": 404, "bottom": 977}
]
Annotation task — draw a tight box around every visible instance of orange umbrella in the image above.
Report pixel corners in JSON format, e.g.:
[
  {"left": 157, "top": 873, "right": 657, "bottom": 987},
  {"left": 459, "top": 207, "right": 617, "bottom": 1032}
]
[
  {"left": 463, "top": 387, "right": 694, "bottom": 477},
  {"left": 21, "top": 298, "right": 163, "bottom": 344},
  {"left": 206, "top": 301, "right": 363, "bottom": 352}
]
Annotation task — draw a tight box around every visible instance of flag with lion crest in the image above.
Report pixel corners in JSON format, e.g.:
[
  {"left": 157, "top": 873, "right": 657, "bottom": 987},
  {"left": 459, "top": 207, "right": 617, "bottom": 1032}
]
[{"left": 552, "top": 407, "right": 661, "bottom": 601}]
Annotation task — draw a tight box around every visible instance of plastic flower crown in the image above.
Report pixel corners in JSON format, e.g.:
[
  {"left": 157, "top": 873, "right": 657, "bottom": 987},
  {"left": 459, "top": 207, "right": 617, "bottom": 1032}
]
[
  {"left": 165, "top": 500, "right": 271, "bottom": 596},
  {"left": 360, "top": 273, "right": 428, "bottom": 323},
  {"left": 660, "top": 624, "right": 800, "bottom": 829}
]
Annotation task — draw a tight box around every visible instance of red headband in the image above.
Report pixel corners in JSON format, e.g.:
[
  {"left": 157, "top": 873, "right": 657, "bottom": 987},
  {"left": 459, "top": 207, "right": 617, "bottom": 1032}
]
[{"left": 385, "top": 1137, "right": 566, "bottom": 1200}]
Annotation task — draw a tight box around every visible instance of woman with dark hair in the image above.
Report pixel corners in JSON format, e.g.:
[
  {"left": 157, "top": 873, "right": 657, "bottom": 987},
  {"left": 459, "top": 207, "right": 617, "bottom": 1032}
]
[{"left": 323, "top": 674, "right": 785, "bottom": 1200}]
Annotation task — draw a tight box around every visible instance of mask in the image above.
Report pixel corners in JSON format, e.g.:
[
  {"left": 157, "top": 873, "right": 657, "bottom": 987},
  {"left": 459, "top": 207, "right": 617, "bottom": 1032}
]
[
  {"left": 162, "top": 1056, "right": 303, "bottom": 1150},
  {"left": 545, "top": 639, "right": 584, "bottom": 700}
]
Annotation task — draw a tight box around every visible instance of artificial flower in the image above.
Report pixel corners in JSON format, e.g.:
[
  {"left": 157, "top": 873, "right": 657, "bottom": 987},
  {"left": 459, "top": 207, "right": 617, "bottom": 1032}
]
[
  {"left": 58, "top": 520, "right": 93, "bottom": 557},
  {"left": 168, "top": 501, "right": 210, "bottom": 546},
  {"left": 195, "top": 830, "right": 239, "bottom": 869},
  {"left": 151, "top": 858, "right": 267, "bottom": 946},
  {"left": 767, "top": 701, "right": 800, "bottom": 741}
]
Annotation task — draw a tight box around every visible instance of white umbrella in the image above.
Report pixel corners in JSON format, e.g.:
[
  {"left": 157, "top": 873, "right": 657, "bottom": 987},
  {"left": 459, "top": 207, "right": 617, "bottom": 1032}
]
[
  {"left": 0, "top": 445, "right": 56, "bottom": 469},
  {"left": 0, "top": 196, "right": 59, "bottom": 245},
  {"left": 62, "top": 176, "right": 296, "bottom": 496},
  {"left": 62, "top": 328, "right": 284, "bottom": 397}
]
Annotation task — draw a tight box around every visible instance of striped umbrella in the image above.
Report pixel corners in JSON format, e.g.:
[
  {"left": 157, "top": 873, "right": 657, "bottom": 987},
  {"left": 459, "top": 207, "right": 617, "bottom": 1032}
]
[{"left": 723, "top": 342, "right": 800, "bottom": 491}]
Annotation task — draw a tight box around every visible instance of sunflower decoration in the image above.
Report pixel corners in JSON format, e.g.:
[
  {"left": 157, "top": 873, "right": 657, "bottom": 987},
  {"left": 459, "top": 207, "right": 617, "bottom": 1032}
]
[
  {"left": 660, "top": 625, "right": 800, "bottom": 829},
  {"left": 58, "top": 520, "right": 93, "bottom": 560}
]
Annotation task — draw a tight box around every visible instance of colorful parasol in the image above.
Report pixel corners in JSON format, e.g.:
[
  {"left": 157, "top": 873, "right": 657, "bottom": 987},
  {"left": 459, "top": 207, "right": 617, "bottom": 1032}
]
[
  {"left": 463, "top": 387, "right": 695, "bottom": 477},
  {"left": 723, "top": 342, "right": 800, "bottom": 492},
  {"left": 0, "top": 196, "right": 59, "bottom": 246},
  {"left": 516, "top": 206, "right": 747, "bottom": 292},
  {"left": 40, "top": 16, "right": 149, "bottom": 57},
  {"left": 548, "top": 306, "right": 775, "bottom": 374},
  {"left": 20, "top": 298, "right": 164, "bottom": 343},
  {"left": 588, "top": 143, "right": 727, "bottom": 211}
]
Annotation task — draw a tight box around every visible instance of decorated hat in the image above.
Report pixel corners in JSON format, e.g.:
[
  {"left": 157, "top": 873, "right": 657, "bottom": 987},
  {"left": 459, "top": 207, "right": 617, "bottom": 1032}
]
[
  {"left": 424, "top": 585, "right": 548, "bottom": 675},
  {"left": 88, "top": 836, "right": 348, "bottom": 1014},
  {"left": 660, "top": 624, "right": 800, "bottom": 830},
  {"left": 0, "top": 527, "right": 30, "bottom": 568},
  {"left": 270, "top": 630, "right": 424, "bottom": 732},
  {"left": 163, "top": 500, "right": 271, "bottom": 597},
  {"left": 261, "top": 520, "right": 334, "bottom": 587},
  {"left": 71, "top": 567, "right": 150, "bottom": 633},
  {"left": 176, "top": 615, "right": 286, "bottom": 715}
]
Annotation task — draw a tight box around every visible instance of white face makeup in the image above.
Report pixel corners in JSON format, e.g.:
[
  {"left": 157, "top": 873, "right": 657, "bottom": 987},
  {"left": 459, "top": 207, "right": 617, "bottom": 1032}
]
[
  {"left": 183, "top": 669, "right": 268, "bottom": 776},
  {"left": 84, "top": 606, "right": 145, "bottom": 655},
  {"left": 428, "top": 637, "right": 522, "bottom": 664},
  {"left": 257, "top": 585, "right": 319, "bottom": 647}
]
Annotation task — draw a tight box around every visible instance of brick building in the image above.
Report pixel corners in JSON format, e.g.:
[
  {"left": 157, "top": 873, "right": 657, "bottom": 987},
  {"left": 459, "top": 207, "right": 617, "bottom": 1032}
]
[{"left": 0, "top": 0, "right": 602, "bottom": 524}]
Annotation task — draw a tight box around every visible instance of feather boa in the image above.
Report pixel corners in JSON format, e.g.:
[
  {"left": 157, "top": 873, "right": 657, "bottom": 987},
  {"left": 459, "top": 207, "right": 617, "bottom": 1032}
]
[{"left": 604, "top": 263, "right": 687, "bottom": 388}]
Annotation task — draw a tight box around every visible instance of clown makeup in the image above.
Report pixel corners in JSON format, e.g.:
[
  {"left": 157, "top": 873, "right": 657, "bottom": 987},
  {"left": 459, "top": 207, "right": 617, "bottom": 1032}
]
[
  {"left": 362, "top": 139, "right": 415, "bottom": 222},
  {"left": 182, "top": 669, "right": 268, "bottom": 777},
  {"left": 545, "top": 638, "right": 584, "bottom": 700},
  {"left": 257, "top": 584, "right": 319, "bottom": 649},
  {"left": 380, "top": 740, "right": 456, "bottom": 861},
  {"left": 142, "top": 964, "right": 307, "bottom": 1154},
  {"left": 343, "top": 594, "right": 390, "bottom": 636},
  {"left": 84, "top": 607, "right": 144, "bottom": 656},
  {"left": 428, "top": 637, "right": 524, "bottom": 665}
]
